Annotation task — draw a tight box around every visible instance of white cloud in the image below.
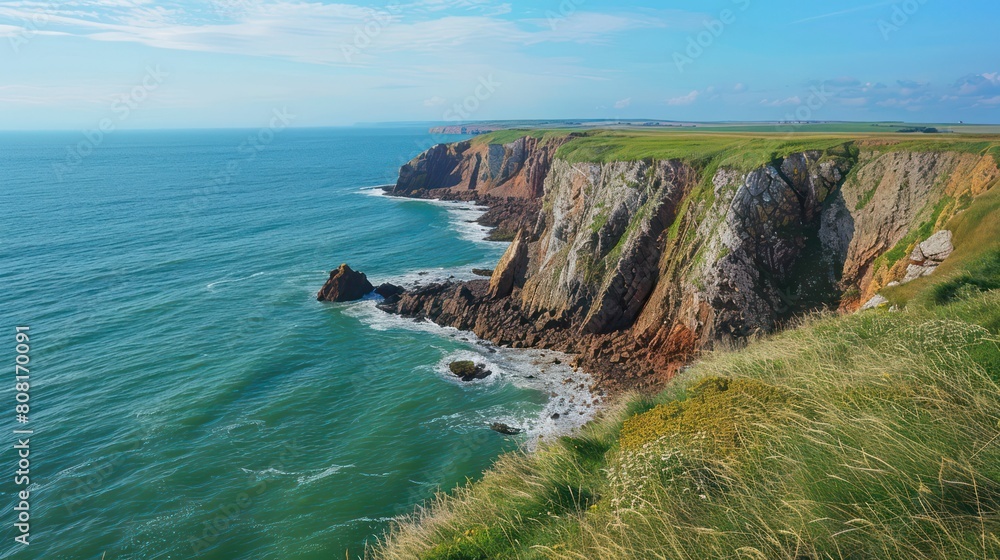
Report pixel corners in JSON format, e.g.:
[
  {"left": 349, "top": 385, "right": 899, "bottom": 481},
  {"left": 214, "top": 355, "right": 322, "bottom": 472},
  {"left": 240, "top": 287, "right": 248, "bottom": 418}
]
[
  {"left": 423, "top": 95, "right": 446, "bottom": 107},
  {"left": 759, "top": 96, "right": 801, "bottom": 107},
  {"left": 733, "top": 82, "right": 747, "bottom": 93},
  {"left": 614, "top": 97, "right": 631, "bottom": 109},
  {"left": 0, "top": 2, "right": 696, "bottom": 64},
  {"left": 667, "top": 90, "right": 699, "bottom": 106}
]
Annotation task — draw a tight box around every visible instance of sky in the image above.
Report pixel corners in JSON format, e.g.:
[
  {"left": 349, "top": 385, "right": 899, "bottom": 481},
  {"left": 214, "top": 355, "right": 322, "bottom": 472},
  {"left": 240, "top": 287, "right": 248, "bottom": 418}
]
[{"left": 1, "top": 0, "right": 999, "bottom": 129}]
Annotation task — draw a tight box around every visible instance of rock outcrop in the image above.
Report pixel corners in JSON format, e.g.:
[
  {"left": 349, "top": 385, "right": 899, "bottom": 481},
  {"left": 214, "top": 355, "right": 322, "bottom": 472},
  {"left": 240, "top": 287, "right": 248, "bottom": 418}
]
[
  {"left": 488, "top": 229, "right": 529, "bottom": 299},
  {"left": 375, "top": 283, "right": 405, "bottom": 304},
  {"left": 903, "top": 230, "right": 954, "bottom": 282},
  {"left": 860, "top": 294, "right": 890, "bottom": 310},
  {"left": 392, "top": 135, "right": 568, "bottom": 200},
  {"left": 317, "top": 264, "right": 374, "bottom": 302},
  {"left": 449, "top": 360, "right": 491, "bottom": 381},
  {"left": 490, "top": 423, "right": 522, "bottom": 435},
  {"left": 377, "top": 134, "right": 999, "bottom": 391}
]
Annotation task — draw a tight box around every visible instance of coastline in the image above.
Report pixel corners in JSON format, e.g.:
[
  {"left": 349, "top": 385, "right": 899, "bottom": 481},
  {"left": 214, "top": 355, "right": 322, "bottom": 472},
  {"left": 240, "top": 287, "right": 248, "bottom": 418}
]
[{"left": 348, "top": 185, "right": 603, "bottom": 444}]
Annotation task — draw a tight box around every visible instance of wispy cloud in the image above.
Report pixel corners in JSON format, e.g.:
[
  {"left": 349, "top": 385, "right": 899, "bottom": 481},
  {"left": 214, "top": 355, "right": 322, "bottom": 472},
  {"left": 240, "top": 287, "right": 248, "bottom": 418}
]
[
  {"left": 667, "top": 90, "right": 699, "bottom": 106},
  {"left": 0, "top": 1, "right": 687, "bottom": 65},
  {"left": 790, "top": 2, "right": 892, "bottom": 25}
]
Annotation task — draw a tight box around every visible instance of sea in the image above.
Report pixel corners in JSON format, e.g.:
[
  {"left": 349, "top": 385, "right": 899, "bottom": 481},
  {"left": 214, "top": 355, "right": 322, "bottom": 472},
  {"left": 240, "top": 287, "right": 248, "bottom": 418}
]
[{"left": 0, "top": 127, "right": 597, "bottom": 559}]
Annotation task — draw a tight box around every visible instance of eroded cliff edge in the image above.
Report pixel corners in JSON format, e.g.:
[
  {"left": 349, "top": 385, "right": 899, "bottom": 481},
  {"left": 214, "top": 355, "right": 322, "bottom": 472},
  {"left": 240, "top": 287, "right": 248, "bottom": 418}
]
[{"left": 383, "top": 132, "right": 1000, "bottom": 391}]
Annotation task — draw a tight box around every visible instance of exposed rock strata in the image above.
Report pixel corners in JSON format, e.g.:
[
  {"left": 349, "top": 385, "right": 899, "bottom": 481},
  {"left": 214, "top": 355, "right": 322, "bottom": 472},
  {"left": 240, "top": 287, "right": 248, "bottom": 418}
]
[
  {"left": 488, "top": 229, "right": 529, "bottom": 299},
  {"left": 378, "top": 136, "right": 999, "bottom": 391}
]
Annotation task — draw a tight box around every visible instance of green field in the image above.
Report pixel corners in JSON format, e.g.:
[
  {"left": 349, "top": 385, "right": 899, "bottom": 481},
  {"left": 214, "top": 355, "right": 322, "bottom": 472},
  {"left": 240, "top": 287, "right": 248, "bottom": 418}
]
[{"left": 475, "top": 128, "right": 1000, "bottom": 171}]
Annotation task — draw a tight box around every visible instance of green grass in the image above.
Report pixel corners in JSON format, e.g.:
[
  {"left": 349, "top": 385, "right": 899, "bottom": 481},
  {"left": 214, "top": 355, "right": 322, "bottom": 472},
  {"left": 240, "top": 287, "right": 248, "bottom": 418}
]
[
  {"left": 468, "top": 129, "right": 1000, "bottom": 170},
  {"left": 473, "top": 129, "right": 579, "bottom": 145},
  {"left": 371, "top": 275, "right": 1000, "bottom": 559}
]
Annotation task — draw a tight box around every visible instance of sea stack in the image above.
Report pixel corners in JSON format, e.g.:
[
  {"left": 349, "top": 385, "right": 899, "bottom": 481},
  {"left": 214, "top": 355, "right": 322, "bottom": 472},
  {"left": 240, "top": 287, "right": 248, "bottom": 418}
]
[
  {"left": 317, "top": 264, "right": 374, "bottom": 302},
  {"left": 488, "top": 228, "right": 529, "bottom": 299}
]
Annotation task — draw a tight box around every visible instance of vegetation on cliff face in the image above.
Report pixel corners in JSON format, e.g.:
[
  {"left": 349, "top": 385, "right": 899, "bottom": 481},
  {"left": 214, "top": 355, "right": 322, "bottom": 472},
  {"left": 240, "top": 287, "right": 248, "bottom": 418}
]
[{"left": 371, "top": 279, "right": 1000, "bottom": 559}]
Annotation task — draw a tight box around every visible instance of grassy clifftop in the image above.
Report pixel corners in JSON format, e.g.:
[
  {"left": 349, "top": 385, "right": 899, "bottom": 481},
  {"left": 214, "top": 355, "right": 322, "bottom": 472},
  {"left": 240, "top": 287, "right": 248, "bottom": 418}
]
[
  {"left": 476, "top": 128, "right": 1000, "bottom": 171},
  {"left": 373, "top": 291, "right": 1000, "bottom": 560}
]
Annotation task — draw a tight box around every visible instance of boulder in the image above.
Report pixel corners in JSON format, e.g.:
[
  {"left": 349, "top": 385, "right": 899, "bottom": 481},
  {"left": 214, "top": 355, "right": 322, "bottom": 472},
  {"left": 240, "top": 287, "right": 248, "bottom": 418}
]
[
  {"left": 898, "top": 231, "right": 954, "bottom": 285},
  {"left": 860, "top": 294, "right": 889, "bottom": 311},
  {"left": 472, "top": 268, "right": 494, "bottom": 277},
  {"left": 449, "top": 360, "right": 492, "bottom": 381},
  {"left": 488, "top": 229, "right": 529, "bottom": 299},
  {"left": 317, "top": 264, "right": 374, "bottom": 302},
  {"left": 490, "top": 423, "right": 522, "bottom": 435},
  {"left": 375, "top": 283, "right": 405, "bottom": 300},
  {"left": 918, "top": 230, "right": 954, "bottom": 262}
]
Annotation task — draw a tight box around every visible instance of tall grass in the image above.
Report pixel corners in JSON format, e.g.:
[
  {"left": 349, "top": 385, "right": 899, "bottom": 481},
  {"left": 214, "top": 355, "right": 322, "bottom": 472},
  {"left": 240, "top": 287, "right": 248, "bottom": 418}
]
[{"left": 370, "top": 291, "right": 1000, "bottom": 559}]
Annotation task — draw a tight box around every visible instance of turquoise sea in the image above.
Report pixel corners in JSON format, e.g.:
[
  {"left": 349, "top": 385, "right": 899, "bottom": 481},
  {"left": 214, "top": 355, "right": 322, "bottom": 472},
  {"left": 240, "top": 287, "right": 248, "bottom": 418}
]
[{"left": 0, "top": 128, "right": 596, "bottom": 559}]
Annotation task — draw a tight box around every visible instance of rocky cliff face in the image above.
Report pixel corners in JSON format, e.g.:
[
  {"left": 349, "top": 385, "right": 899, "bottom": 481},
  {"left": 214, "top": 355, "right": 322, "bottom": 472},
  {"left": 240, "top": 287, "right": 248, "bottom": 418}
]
[
  {"left": 392, "top": 135, "right": 568, "bottom": 200},
  {"left": 382, "top": 136, "right": 999, "bottom": 390}
]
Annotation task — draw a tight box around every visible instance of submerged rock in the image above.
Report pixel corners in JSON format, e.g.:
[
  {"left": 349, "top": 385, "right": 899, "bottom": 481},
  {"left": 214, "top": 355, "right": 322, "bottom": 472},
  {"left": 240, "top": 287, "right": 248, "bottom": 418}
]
[
  {"left": 317, "top": 264, "right": 374, "bottom": 302},
  {"left": 490, "top": 423, "right": 522, "bottom": 435},
  {"left": 449, "top": 360, "right": 491, "bottom": 381}
]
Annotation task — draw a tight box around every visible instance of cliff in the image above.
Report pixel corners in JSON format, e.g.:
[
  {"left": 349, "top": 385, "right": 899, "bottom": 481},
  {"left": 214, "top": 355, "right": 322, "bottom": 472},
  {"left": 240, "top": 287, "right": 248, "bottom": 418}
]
[{"left": 383, "top": 131, "right": 1000, "bottom": 390}]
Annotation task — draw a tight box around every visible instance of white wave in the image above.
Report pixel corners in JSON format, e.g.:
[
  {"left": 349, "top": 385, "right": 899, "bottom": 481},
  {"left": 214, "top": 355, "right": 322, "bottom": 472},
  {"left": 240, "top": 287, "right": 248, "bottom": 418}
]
[
  {"left": 344, "top": 300, "right": 600, "bottom": 446},
  {"left": 206, "top": 271, "right": 268, "bottom": 291},
  {"left": 297, "top": 463, "right": 354, "bottom": 485},
  {"left": 361, "top": 186, "right": 506, "bottom": 248},
  {"left": 343, "top": 299, "right": 466, "bottom": 336},
  {"left": 433, "top": 346, "right": 600, "bottom": 447},
  {"left": 213, "top": 418, "right": 265, "bottom": 435},
  {"left": 241, "top": 467, "right": 296, "bottom": 478},
  {"left": 358, "top": 471, "right": 395, "bottom": 478},
  {"left": 358, "top": 186, "right": 391, "bottom": 198}
]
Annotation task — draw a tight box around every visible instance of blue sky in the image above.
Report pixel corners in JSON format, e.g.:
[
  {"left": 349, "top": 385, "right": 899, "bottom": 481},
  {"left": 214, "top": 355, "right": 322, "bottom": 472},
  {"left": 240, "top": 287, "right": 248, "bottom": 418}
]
[{"left": 1, "top": 0, "right": 999, "bottom": 129}]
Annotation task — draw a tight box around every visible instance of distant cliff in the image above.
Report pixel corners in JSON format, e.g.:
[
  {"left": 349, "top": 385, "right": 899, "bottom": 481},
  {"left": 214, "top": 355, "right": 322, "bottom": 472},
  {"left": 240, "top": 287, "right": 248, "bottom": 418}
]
[
  {"left": 383, "top": 132, "right": 1000, "bottom": 390},
  {"left": 428, "top": 125, "right": 506, "bottom": 135}
]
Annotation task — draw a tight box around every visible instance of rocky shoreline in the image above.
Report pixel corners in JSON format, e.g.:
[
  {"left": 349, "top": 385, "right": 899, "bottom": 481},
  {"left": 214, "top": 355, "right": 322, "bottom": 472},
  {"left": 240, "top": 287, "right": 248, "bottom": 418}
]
[
  {"left": 365, "top": 190, "right": 678, "bottom": 393},
  {"left": 336, "top": 134, "right": 999, "bottom": 394}
]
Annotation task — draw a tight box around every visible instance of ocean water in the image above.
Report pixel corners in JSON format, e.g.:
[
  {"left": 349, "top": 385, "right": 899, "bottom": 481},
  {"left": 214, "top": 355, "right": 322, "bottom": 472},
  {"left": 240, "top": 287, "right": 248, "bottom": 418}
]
[{"left": 0, "top": 128, "right": 597, "bottom": 559}]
